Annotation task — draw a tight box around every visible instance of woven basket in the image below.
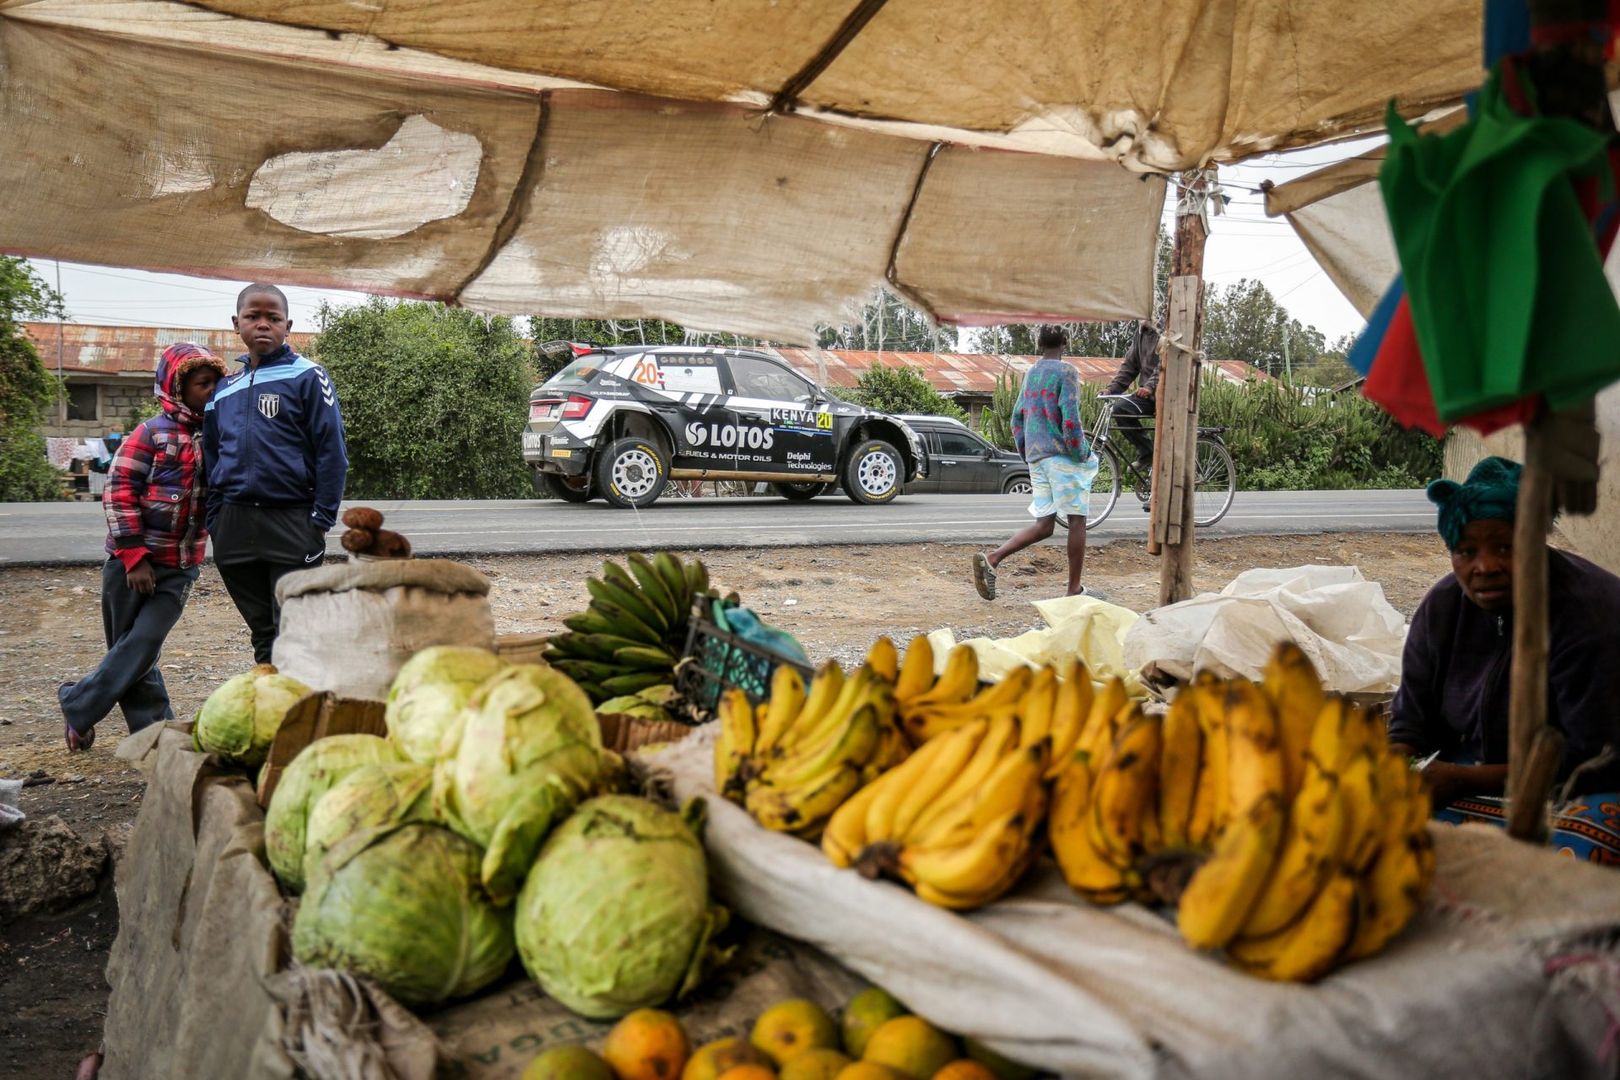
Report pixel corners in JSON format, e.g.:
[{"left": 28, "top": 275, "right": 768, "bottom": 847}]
[
  {"left": 493, "top": 632, "right": 551, "bottom": 666},
  {"left": 596, "top": 713, "right": 694, "bottom": 754}
]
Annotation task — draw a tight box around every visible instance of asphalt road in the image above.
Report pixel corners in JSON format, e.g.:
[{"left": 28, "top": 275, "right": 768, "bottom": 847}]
[{"left": 0, "top": 490, "right": 1432, "bottom": 566}]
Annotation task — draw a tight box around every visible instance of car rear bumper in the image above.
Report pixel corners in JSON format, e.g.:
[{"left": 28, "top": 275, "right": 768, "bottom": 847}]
[{"left": 523, "top": 430, "right": 590, "bottom": 476}]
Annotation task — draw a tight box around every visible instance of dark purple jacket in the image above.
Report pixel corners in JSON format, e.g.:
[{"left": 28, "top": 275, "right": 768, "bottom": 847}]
[{"left": 1388, "top": 549, "right": 1620, "bottom": 796}]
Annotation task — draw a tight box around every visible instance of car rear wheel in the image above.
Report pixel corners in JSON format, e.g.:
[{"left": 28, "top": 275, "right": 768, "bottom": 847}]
[
  {"left": 1002, "top": 475, "right": 1033, "bottom": 495},
  {"left": 773, "top": 481, "right": 829, "bottom": 501},
  {"left": 594, "top": 437, "right": 668, "bottom": 508},
  {"left": 540, "top": 471, "right": 593, "bottom": 503},
  {"left": 843, "top": 439, "right": 903, "bottom": 505}
]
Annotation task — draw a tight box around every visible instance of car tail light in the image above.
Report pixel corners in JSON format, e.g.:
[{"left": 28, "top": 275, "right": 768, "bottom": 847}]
[
  {"left": 529, "top": 399, "right": 558, "bottom": 420},
  {"left": 560, "top": 394, "right": 594, "bottom": 420}
]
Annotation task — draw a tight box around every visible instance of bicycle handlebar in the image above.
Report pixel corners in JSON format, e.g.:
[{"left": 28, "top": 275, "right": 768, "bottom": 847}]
[{"left": 1096, "top": 394, "right": 1136, "bottom": 402}]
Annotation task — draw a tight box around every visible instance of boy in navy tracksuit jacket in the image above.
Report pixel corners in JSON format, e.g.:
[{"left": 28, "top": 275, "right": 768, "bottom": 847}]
[{"left": 204, "top": 283, "right": 348, "bottom": 662}]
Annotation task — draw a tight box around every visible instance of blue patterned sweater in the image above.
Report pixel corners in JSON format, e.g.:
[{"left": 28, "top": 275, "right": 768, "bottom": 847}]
[{"left": 1012, "top": 358, "right": 1089, "bottom": 464}]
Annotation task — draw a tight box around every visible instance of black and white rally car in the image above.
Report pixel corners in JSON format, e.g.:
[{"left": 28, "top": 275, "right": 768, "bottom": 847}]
[{"left": 523, "top": 346, "right": 928, "bottom": 508}]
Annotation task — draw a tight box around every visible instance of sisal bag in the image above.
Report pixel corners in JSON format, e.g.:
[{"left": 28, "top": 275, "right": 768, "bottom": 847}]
[{"left": 272, "top": 560, "right": 495, "bottom": 701}]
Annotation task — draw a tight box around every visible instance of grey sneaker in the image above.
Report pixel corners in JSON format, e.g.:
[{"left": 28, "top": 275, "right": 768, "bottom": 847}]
[
  {"left": 1075, "top": 584, "right": 1108, "bottom": 602},
  {"left": 972, "top": 552, "right": 997, "bottom": 600}
]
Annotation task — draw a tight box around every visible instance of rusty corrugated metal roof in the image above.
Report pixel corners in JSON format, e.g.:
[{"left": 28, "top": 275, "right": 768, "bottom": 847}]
[
  {"left": 769, "top": 348, "right": 1268, "bottom": 394},
  {"left": 23, "top": 323, "right": 318, "bottom": 377}
]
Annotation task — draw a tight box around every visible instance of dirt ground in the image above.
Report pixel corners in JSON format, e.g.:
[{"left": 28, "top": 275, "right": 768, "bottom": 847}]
[{"left": 0, "top": 533, "right": 1450, "bottom": 1078}]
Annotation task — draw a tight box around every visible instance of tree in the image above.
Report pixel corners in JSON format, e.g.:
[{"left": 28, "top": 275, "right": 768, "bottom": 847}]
[
  {"left": 0, "top": 258, "right": 65, "bottom": 501},
  {"left": 969, "top": 228, "right": 1174, "bottom": 357},
  {"left": 816, "top": 288, "right": 956, "bottom": 352},
  {"left": 842, "top": 363, "right": 967, "bottom": 420},
  {"left": 1201, "top": 278, "right": 1328, "bottom": 381},
  {"left": 313, "top": 300, "right": 538, "bottom": 500}
]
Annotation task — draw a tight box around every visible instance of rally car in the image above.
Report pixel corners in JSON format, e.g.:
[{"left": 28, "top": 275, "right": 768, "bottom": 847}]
[{"left": 523, "top": 346, "right": 927, "bottom": 509}]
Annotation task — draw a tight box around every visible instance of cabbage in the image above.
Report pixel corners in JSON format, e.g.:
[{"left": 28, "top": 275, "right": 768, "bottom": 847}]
[
  {"left": 385, "top": 646, "right": 507, "bottom": 765},
  {"left": 514, "top": 795, "right": 723, "bottom": 1019},
  {"left": 194, "top": 664, "right": 311, "bottom": 767},
  {"left": 292, "top": 823, "right": 514, "bottom": 1007},
  {"left": 433, "top": 665, "right": 604, "bottom": 903},
  {"left": 264, "top": 734, "right": 401, "bottom": 892},
  {"left": 303, "top": 762, "right": 433, "bottom": 879}
]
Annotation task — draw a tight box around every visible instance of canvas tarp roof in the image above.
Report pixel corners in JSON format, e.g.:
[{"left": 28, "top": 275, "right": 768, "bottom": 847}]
[{"left": 0, "top": 0, "right": 1481, "bottom": 342}]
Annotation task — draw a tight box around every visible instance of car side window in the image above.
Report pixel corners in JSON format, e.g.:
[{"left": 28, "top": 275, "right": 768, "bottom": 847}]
[
  {"left": 728, "top": 355, "right": 815, "bottom": 402},
  {"left": 935, "top": 431, "right": 984, "bottom": 456}
]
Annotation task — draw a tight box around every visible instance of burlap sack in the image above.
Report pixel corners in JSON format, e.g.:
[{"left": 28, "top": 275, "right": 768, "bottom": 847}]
[{"left": 273, "top": 560, "right": 496, "bottom": 700}]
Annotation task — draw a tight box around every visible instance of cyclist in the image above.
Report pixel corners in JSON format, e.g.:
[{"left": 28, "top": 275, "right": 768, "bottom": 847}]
[
  {"left": 1103, "top": 320, "right": 1162, "bottom": 471},
  {"left": 972, "top": 326, "right": 1100, "bottom": 601}
]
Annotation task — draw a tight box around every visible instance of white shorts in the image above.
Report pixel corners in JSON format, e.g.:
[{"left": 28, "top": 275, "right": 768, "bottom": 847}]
[{"left": 1028, "top": 453, "right": 1099, "bottom": 520}]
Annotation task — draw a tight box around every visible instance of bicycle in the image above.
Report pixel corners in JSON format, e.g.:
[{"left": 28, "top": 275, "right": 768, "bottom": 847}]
[{"left": 1061, "top": 393, "right": 1237, "bottom": 529}]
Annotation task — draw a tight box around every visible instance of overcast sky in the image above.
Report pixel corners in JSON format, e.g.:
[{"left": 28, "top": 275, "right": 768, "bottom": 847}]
[{"left": 27, "top": 140, "right": 1375, "bottom": 349}]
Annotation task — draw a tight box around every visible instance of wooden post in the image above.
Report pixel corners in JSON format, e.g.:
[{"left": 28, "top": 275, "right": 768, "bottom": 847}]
[
  {"left": 1506, "top": 413, "right": 1556, "bottom": 839},
  {"left": 1152, "top": 169, "right": 1210, "bottom": 605}
]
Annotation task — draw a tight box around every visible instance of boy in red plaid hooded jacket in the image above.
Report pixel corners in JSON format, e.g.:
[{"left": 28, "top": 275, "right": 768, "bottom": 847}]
[{"left": 58, "top": 343, "right": 227, "bottom": 750}]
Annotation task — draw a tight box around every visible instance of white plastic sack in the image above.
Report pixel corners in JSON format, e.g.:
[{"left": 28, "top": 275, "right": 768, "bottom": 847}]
[
  {"left": 925, "top": 593, "right": 1142, "bottom": 688},
  {"left": 651, "top": 728, "right": 1620, "bottom": 1080},
  {"left": 1122, "top": 565, "right": 1407, "bottom": 693},
  {"left": 272, "top": 560, "right": 496, "bottom": 701}
]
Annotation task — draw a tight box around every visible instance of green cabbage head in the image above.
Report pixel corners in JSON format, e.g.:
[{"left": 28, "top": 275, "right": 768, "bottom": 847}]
[
  {"left": 264, "top": 734, "right": 401, "bottom": 892},
  {"left": 195, "top": 664, "right": 311, "bottom": 768},
  {"left": 514, "top": 795, "right": 724, "bottom": 1019},
  {"left": 433, "top": 665, "right": 604, "bottom": 903},
  {"left": 304, "top": 761, "right": 433, "bottom": 880},
  {"left": 385, "top": 646, "right": 507, "bottom": 765},
  {"left": 292, "top": 823, "right": 514, "bottom": 1007}
]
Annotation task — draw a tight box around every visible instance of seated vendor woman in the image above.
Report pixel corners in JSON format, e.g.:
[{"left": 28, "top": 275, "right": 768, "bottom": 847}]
[{"left": 1388, "top": 456, "right": 1620, "bottom": 812}]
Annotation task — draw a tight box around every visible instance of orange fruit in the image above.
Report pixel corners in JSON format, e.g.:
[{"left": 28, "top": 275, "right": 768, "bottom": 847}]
[
  {"left": 525, "top": 1046, "right": 617, "bottom": 1080},
  {"left": 601, "top": 1009, "right": 691, "bottom": 1080},
  {"left": 930, "top": 1063, "right": 998, "bottom": 1080},
  {"left": 683, "top": 1038, "right": 773, "bottom": 1080},
  {"left": 716, "top": 1067, "right": 778, "bottom": 1080},
  {"left": 779, "top": 1048, "right": 852, "bottom": 1080},
  {"left": 840, "top": 989, "right": 907, "bottom": 1058},
  {"left": 961, "top": 1041, "right": 1036, "bottom": 1080},
  {"left": 751, "top": 999, "right": 840, "bottom": 1066},
  {"left": 836, "top": 1064, "right": 906, "bottom": 1080},
  {"left": 860, "top": 1018, "right": 957, "bottom": 1080}
]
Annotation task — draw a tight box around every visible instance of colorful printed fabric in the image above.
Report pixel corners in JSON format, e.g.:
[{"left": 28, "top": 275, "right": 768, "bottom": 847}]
[
  {"left": 1012, "top": 357, "right": 1089, "bottom": 465},
  {"left": 1379, "top": 62, "right": 1620, "bottom": 421},
  {"left": 1027, "top": 453, "right": 1099, "bottom": 521},
  {"left": 1427, "top": 456, "right": 1523, "bottom": 549},
  {"left": 102, "top": 344, "right": 226, "bottom": 569},
  {"left": 1436, "top": 794, "right": 1620, "bottom": 868}
]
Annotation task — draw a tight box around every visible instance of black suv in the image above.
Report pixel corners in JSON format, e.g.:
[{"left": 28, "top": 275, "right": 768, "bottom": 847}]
[
  {"left": 523, "top": 346, "right": 927, "bottom": 508},
  {"left": 898, "top": 415, "right": 1031, "bottom": 495}
]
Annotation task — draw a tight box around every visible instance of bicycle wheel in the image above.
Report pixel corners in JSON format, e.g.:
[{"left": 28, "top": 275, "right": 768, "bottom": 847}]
[
  {"left": 1192, "top": 437, "right": 1236, "bottom": 527},
  {"left": 1084, "top": 445, "right": 1122, "bottom": 528}
]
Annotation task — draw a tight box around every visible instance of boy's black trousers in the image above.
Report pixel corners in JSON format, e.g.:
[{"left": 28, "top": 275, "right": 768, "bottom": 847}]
[{"left": 211, "top": 503, "right": 328, "bottom": 664}]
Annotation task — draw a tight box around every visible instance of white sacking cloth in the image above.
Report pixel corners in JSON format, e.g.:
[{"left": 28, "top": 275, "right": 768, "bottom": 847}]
[
  {"left": 1122, "top": 565, "right": 1407, "bottom": 693},
  {"left": 926, "top": 593, "right": 1143, "bottom": 690},
  {"left": 652, "top": 727, "right": 1620, "bottom": 1080},
  {"left": 0, "top": 777, "right": 23, "bottom": 830}
]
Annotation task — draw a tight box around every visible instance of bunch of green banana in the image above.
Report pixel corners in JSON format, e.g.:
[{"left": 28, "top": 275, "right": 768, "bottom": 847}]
[
  {"left": 596, "top": 682, "right": 681, "bottom": 726},
  {"left": 714, "top": 658, "right": 902, "bottom": 841},
  {"left": 1048, "top": 641, "right": 1435, "bottom": 982},
  {"left": 823, "top": 715, "right": 1049, "bottom": 910},
  {"left": 544, "top": 553, "right": 710, "bottom": 704}
]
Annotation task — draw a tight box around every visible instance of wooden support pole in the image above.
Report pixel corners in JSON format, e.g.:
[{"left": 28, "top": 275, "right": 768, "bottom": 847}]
[
  {"left": 1152, "top": 169, "right": 1210, "bottom": 605},
  {"left": 1507, "top": 414, "right": 1556, "bottom": 839}
]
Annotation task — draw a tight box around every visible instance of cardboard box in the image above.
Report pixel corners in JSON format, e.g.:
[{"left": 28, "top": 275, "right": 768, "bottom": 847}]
[{"left": 256, "top": 691, "right": 387, "bottom": 807}]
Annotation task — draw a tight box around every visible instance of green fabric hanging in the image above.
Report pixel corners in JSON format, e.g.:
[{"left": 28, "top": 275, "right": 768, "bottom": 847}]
[{"left": 1379, "top": 69, "right": 1620, "bottom": 420}]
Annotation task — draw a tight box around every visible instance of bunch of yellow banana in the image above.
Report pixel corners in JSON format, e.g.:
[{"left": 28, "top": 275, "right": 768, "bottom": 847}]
[
  {"left": 822, "top": 715, "right": 1050, "bottom": 910},
  {"left": 713, "top": 657, "right": 902, "bottom": 840},
  {"left": 892, "top": 637, "right": 1095, "bottom": 776},
  {"left": 1050, "top": 642, "right": 1435, "bottom": 982}
]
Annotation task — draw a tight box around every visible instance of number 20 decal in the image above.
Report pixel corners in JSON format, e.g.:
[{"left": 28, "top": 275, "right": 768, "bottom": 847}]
[{"left": 631, "top": 359, "right": 663, "bottom": 387}]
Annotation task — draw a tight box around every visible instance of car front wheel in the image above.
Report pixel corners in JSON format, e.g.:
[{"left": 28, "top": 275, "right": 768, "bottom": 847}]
[
  {"left": 593, "top": 437, "right": 668, "bottom": 508},
  {"left": 1002, "top": 475, "right": 1033, "bottom": 495},
  {"left": 541, "top": 471, "right": 593, "bottom": 503},
  {"left": 842, "top": 439, "right": 904, "bottom": 505},
  {"left": 773, "top": 481, "right": 829, "bottom": 502}
]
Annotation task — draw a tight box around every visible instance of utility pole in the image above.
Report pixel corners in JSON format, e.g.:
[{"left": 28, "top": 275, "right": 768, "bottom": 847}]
[{"left": 1148, "top": 168, "right": 1213, "bottom": 606}]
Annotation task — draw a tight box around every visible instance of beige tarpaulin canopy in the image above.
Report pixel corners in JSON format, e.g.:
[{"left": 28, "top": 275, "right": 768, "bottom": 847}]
[{"left": 0, "top": 0, "right": 1481, "bottom": 341}]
